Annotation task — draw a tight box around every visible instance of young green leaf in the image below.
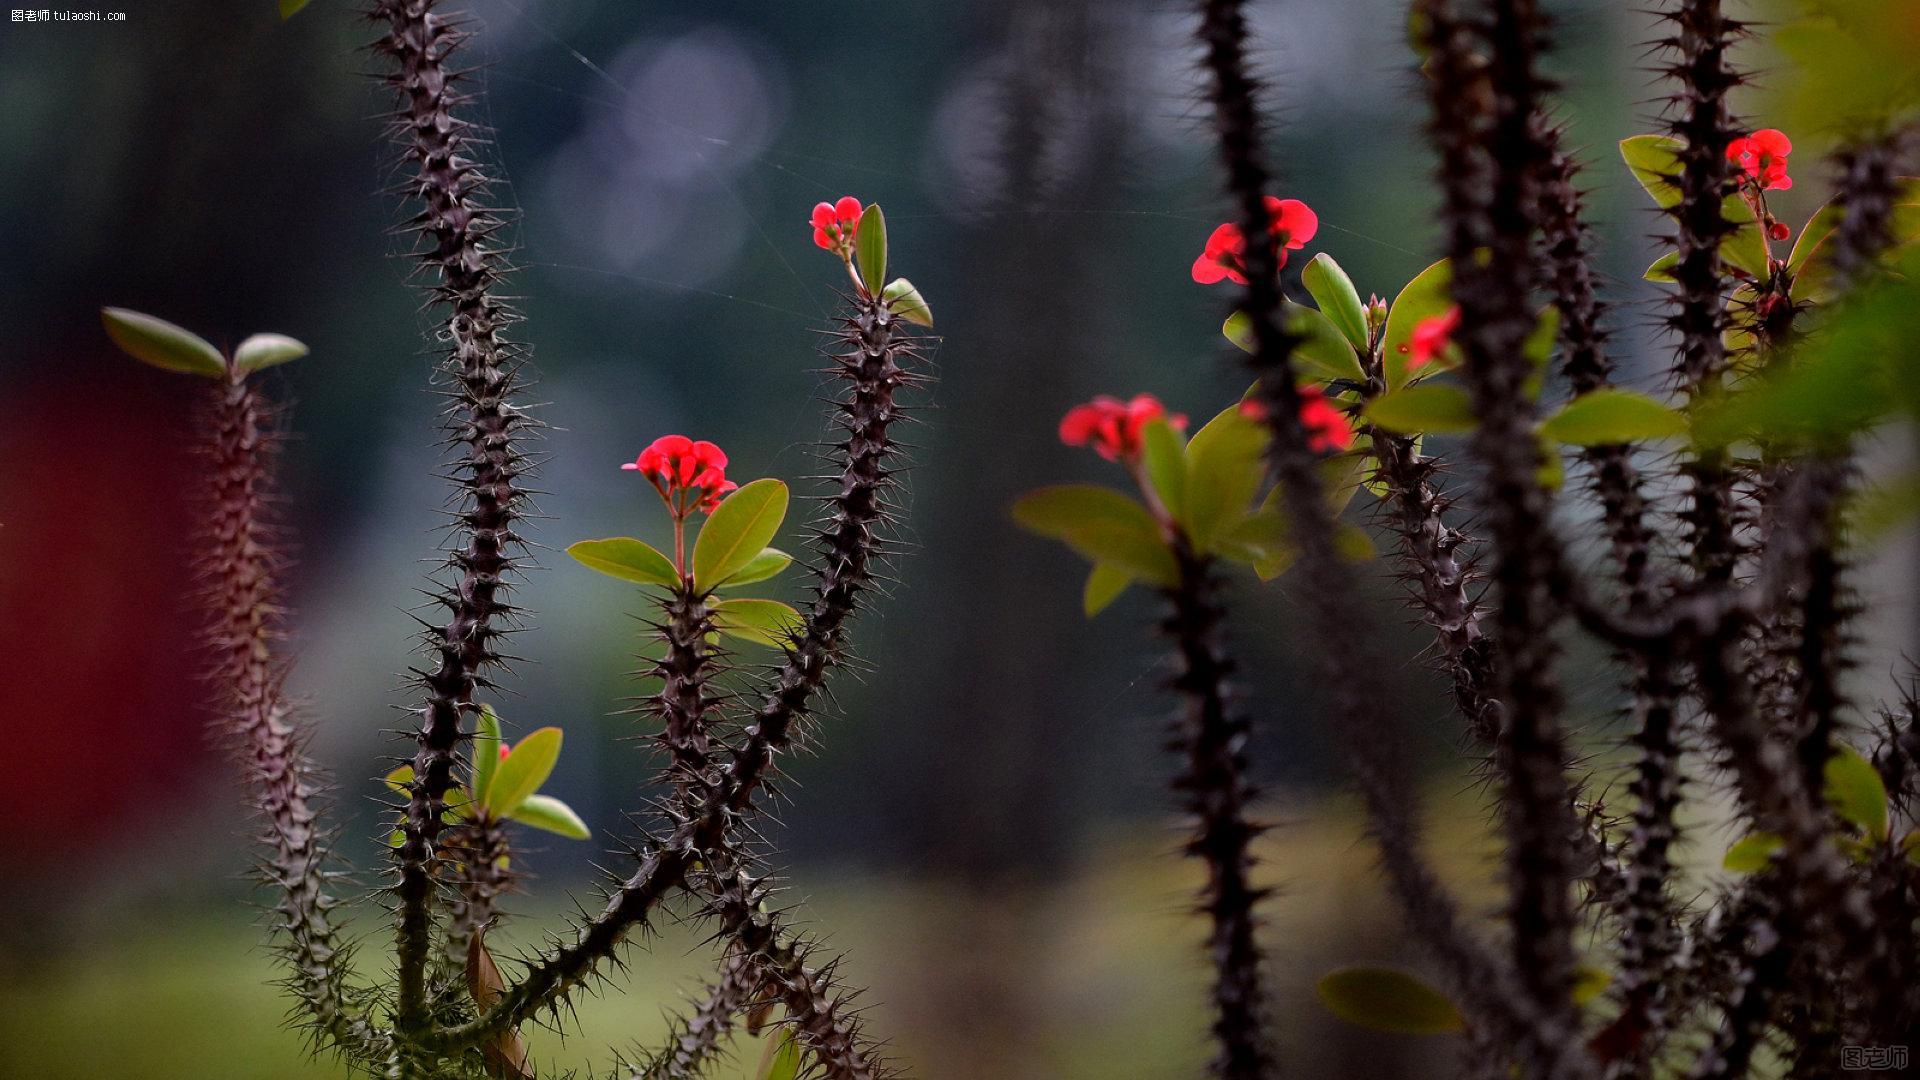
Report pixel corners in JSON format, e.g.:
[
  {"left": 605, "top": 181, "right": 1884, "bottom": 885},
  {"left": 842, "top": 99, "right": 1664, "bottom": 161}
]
[
  {"left": 1722, "top": 832, "right": 1785, "bottom": 872},
  {"left": 507, "top": 794, "right": 591, "bottom": 840},
  {"left": 1380, "top": 259, "right": 1452, "bottom": 389},
  {"left": 473, "top": 706, "right": 503, "bottom": 807},
  {"left": 486, "top": 727, "right": 563, "bottom": 818},
  {"left": 566, "top": 537, "right": 680, "bottom": 587},
  {"left": 101, "top": 307, "right": 227, "bottom": 378},
  {"left": 1011, "top": 485, "right": 1160, "bottom": 540},
  {"left": 279, "top": 0, "right": 312, "bottom": 16},
  {"left": 1140, "top": 418, "right": 1187, "bottom": 526},
  {"left": 712, "top": 598, "right": 803, "bottom": 647},
  {"left": 384, "top": 764, "right": 414, "bottom": 795},
  {"left": 1824, "top": 744, "right": 1890, "bottom": 841},
  {"left": 717, "top": 547, "right": 793, "bottom": 589},
  {"left": 1011, "top": 485, "right": 1177, "bottom": 584},
  {"left": 1082, "top": 563, "right": 1131, "bottom": 617},
  {"left": 1184, "top": 403, "right": 1269, "bottom": 552},
  {"left": 1364, "top": 384, "right": 1476, "bottom": 435},
  {"left": 1645, "top": 251, "right": 1680, "bottom": 283},
  {"left": 1571, "top": 965, "right": 1613, "bottom": 1007},
  {"left": 759, "top": 1031, "right": 803, "bottom": 1080},
  {"left": 1223, "top": 306, "right": 1365, "bottom": 385},
  {"left": 855, "top": 205, "right": 888, "bottom": 296},
  {"left": 1316, "top": 968, "right": 1465, "bottom": 1035},
  {"left": 1620, "top": 135, "right": 1685, "bottom": 209},
  {"left": 1539, "top": 388, "right": 1687, "bottom": 447},
  {"left": 233, "top": 333, "right": 309, "bottom": 373},
  {"left": 1302, "top": 252, "right": 1370, "bottom": 352},
  {"left": 881, "top": 277, "right": 933, "bottom": 327},
  {"left": 693, "top": 479, "right": 789, "bottom": 591}
]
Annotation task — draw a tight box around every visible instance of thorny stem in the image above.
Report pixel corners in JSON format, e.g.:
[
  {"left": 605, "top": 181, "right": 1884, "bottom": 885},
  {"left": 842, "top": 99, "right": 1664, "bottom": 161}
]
[
  {"left": 1163, "top": 539, "right": 1273, "bottom": 1079},
  {"left": 1421, "top": 2, "right": 1587, "bottom": 1068},
  {"left": 206, "top": 371, "right": 385, "bottom": 1059},
  {"left": 1193, "top": 0, "right": 1549, "bottom": 1055},
  {"left": 370, "top": 0, "right": 535, "bottom": 1030},
  {"left": 430, "top": 291, "right": 914, "bottom": 1049},
  {"left": 629, "top": 951, "right": 765, "bottom": 1080}
]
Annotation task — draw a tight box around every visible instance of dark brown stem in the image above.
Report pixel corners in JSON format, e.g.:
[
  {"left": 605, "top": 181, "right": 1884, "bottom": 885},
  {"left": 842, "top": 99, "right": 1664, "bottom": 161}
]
[
  {"left": 369, "top": 0, "right": 536, "bottom": 1029},
  {"left": 1194, "top": 0, "right": 1548, "bottom": 1054},
  {"left": 1163, "top": 540, "right": 1272, "bottom": 1079},
  {"left": 1421, "top": 3, "right": 1586, "bottom": 1063}
]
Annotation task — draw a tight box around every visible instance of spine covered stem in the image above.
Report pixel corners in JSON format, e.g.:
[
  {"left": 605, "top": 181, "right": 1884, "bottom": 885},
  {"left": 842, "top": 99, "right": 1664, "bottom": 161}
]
[
  {"left": 206, "top": 371, "right": 382, "bottom": 1056},
  {"left": 369, "top": 0, "right": 535, "bottom": 1027},
  {"left": 1163, "top": 540, "right": 1272, "bottom": 1079}
]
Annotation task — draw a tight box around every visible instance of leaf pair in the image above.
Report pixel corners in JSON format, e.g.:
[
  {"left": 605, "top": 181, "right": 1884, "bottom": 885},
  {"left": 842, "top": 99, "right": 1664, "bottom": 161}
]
[
  {"left": 102, "top": 307, "right": 307, "bottom": 378},
  {"left": 1619, "top": 136, "right": 1770, "bottom": 282},
  {"left": 569, "top": 479, "right": 794, "bottom": 593},
  {"left": 385, "top": 709, "right": 589, "bottom": 841}
]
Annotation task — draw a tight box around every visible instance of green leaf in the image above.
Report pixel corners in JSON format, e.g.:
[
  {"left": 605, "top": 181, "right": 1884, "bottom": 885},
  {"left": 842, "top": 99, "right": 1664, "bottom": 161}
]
[
  {"left": 1289, "top": 302, "right": 1368, "bottom": 384},
  {"left": 712, "top": 598, "right": 802, "bottom": 647},
  {"left": 759, "top": 1031, "right": 802, "bottom": 1080},
  {"left": 1536, "top": 437, "right": 1566, "bottom": 492},
  {"left": 384, "top": 764, "right": 413, "bottom": 795},
  {"left": 1620, "top": 135, "right": 1685, "bottom": 209},
  {"left": 472, "top": 706, "right": 502, "bottom": 807},
  {"left": 1380, "top": 259, "right": 1453, "bottom": 389},
  {"left": 1364, "top": 384, "right": 1476, "bottom": 436},
  {"left": 855, "top": 205, "right": 888, "bottom": 296},
  {"left": 1011, "top": 485, "right": 1176, "bottom": 585},
  {"left": 1825, "top": 744, "right": 1889, "bottom": 841},
  {"left": 1789, "top": 199, "right": 1846, "bottom": 274},
  {"left": 881, "top": 277, "right": 933, "bottom": 327},
  {"left": 693, "top": 479, "right": 789, "bottom": 591},
  {"left": 1722, "top": 832, "right": 1785, "bottom": 872},
  {"left": 486, "top": 727, "right": 562, "bottom": 818},
  {"left": 1539, "top": 388, "right": 1687, "bottom": 447},
  {"left": 1302, "top": 253, "right": 1370, "bottom": 352},
  {"left": 1082, "top": 563, "right": 1131, "bottom": 617},
  {"left": 233, "top": 333, "right": 308, "bottom": 373},
  {"left": 1316, "top": 968, "right": 1465, "bottom": 1035},
  {"left": 1012, "top": 485, "right": 1160, "bottom": 540},
  {"left": 279, "top": 0, "right": 312, "bottom": 16},
  {"left": 1184, "top": 403, "right": 1269, "bottom": 552},
  {"left": 507, "top": 794, "right": 591, "bottom": 840},
  {"left": 1720, "top": 194, "right": 1772, "bottom": 282},
  {"left": 1223, "top": 306, "right": 1366, "bottom": 385},
  {"left": 717, "top": 547, "right": 793, "bottom": 589},
  {"left": 1571, "top": 965, "right": 1612, "bottom": 1007},
  {"left": 101, "top": 307, "right": 226, "bottom": 378},
  {"left": 567, "top": 537, "right": 679, "bottom": 588},
  {"left": 1645, "top": 251, "right": 1679, "bottom": 283},
  {"left": 1140, "top": 418, "right": 1187, "bottom": 526}
]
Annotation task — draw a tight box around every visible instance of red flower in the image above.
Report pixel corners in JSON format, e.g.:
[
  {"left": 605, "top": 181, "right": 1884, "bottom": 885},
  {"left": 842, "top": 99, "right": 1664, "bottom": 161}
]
[
  {"left": 1726, "top": 129, "right": 1792, "bottom": 192},
  {"left": 1408, "top": 306, "right": 1461, "bottom": 371},
  {"left": 1297, "top": 386, "right": 1355, "bottom": 453},
  {"left": 811, "top": 195, "right": 863, "bottom": 255},
  {"left": 1059, "top": 393, "right": 1187, "bottom": 462},
  {"left": 1239, "top": 390, "right": 1354, "bottom": 453},
  {"left": 1192, "top": 197, "right": 1320, "bottom": 285},
  {"left": 624, "top": 434, "right": 738, "bottom": 514}
]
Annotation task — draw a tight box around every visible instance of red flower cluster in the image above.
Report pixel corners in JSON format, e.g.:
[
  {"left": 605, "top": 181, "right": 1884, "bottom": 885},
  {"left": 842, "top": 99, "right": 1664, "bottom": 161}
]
[
  {"left": 1059, "top": 394, "right": 1187, "bottom": 462},
  {"left": 1238, "top": 387, "right": 1354, "bottom": 453},
  {"left": 1192, "top": 197, "right": 1320, "bottom": 285},
  {"left": 811, "top": 196, "right": 863, "bottom": 256},
  {"left": 623, "top": 434, "right": 738, "bottom": 515},
  {"left": 1408, "top": 306, "right": 1461, "bottom": 371},
  {"left": 1727, "top": 129, "right": 1792, "bottom": 192}
]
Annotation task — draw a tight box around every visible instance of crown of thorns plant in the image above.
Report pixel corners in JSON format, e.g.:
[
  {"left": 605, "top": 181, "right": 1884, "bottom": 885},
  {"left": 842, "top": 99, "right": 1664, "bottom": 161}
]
[{"left": 99, "top": 0, "right": 1920, "bottom": 1077}]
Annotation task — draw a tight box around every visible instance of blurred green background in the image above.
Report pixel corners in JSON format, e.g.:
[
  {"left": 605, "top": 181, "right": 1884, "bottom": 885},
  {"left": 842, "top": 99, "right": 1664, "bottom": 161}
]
[{"left": 1, "top": 0, "right": 1913, "bottom": 1076}]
